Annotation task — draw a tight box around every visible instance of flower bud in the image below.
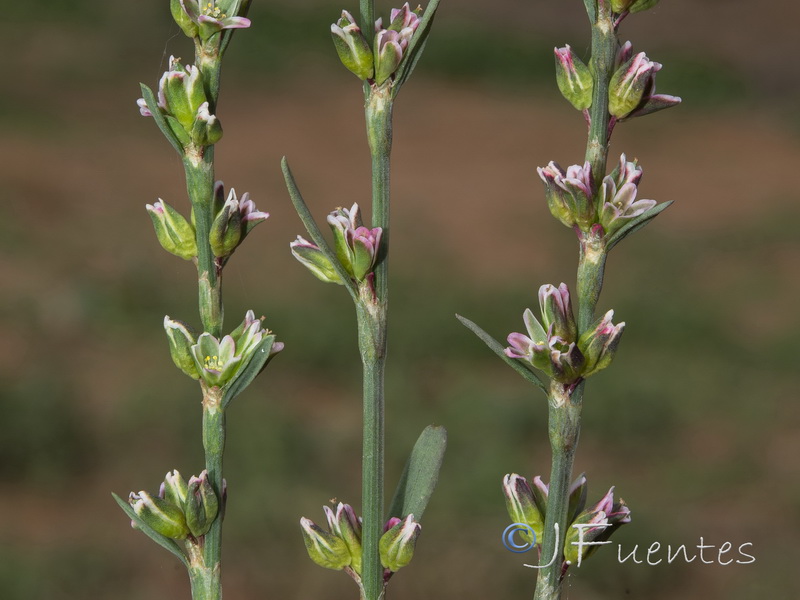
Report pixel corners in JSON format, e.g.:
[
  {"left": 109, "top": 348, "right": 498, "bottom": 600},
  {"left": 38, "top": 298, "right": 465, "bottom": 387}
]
[
  {"left": 539, "top": 283, "right": 577, "bottom": 342},
  {"left": 209, "top": 190, "right": 243, "bottom": 257},
  {"left": 379, "top": 514, "right": 421, "bottom": 572},
  {"left": 164, "top": 317, "right": 201, "bottom": 379},
  {"left": 502, "top": 474, "right": 544, "bottom": 541},
  {"left": 129, "top": 491, "right": 189, "bottom": 540},
  {"left": 160, "top": 58, "right": 207, "bottom": 130},
  {"left": 300, "top": 517, "right": 352, "bottom": 570},
  {"left": 537, "top": 161, "right": 596, "bottom": 231},
  {"left": 609, "top": 52, "right": 674, "bottom": 119},
  {"left": 191, "top": 102, "right": 224, "bottom": 146},
  {"left": 577, "top": 310, "right": 625, "bottom": 378},
  {"left": 160, "top": 470, "right": 189, "bottom": 508},
  {"left": 145, "top": 199, "right": 197, "bottom": 260},
  {"left": 331, "top": 11, "right": 374, "bottom": 80},
  {"left": 290, "top": 236, "right": 344, "bottom": 285},
  {"left": 565, "top": 486, "right": 631, "bottom": 566},
  {"left": 554, "top": 46, "right": 593, "bottom": 110},
  {"left": 185, "top": 471, "right": 219, "bottom": 538},
  {"left": 374, "top": 30, "right": 404, "bottom": 86},
  {"left": 324, "top": 503, "right": 363, "bottom": 574}
]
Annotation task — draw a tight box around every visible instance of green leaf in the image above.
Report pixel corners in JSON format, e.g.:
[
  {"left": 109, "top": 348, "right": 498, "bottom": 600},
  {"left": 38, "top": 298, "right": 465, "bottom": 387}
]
[
  {"left": 140, "top": 83, "right": 185, "bottom": 156},
  {"left": 605, "top": 201, "right": 672, "bottom": 251},
  {"left": 281, "top": 157, "right": 358, "bottom": 299},
  {"left": 392, "top": 0, "right": 440, "bottom": 95},
  {"left": 456, "top": 314, "right": 548, "bottom": 394},
  {"left": 222, "top": 335, "right": 277, "bottom": 408},
  {"left": 583, "top": 0, "right": 597, "bottom": 22},
  {"left": 112, "top": 493, "right": 189, "bottom": 567},
  {"left": 388, "top": 425, "right": 447, "bottom": 521}
]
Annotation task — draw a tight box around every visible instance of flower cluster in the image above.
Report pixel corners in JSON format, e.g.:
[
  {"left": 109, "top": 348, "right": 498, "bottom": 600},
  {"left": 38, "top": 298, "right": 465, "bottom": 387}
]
[
  {"left": 503, "top": 473, "right": 630, "bottom": 570},
  {"left": 164, "top": 310, "right": 284, "bottom": 387},
  {"left": 505, "top": 283, "right": 624, "bottom": 383},
  {"left": 290, "top": 203, "right": 382, "bottom": 286},
  {"left": 331, "top": 3, "right": 422, "bottom": 85},
  {"left": 129, "top": 470, "right": 221, "bottom": 540},
  {"left": 137, "top": 56, "right": 222, "bottom": 147},
  {"left": 538, "top": 153, "right": 660, "bottom": 237},
  {"left": 300, "top": 502, "right": 421, "bottom": 584}
]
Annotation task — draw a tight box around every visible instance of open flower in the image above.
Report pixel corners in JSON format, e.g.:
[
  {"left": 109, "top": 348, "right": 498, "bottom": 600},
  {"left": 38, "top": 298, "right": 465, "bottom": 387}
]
[
  {"left": 190, "top": 310, "right": 283, "bottom": 387},
  {"left": 175, "top": 0, "right": 251, "bottom": 41}
]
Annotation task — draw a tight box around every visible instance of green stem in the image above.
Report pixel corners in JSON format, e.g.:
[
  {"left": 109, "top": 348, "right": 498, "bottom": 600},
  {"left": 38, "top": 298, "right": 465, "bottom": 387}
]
[
  {"left": 584, "top": 1, "right": 617, "bottom": 184},
  {"left": 188, "top": 540, "right": 221, "bottom": 600},
  {"left": 358, "top": 85, "right": 393, "bottom": 600},
  {"left": 533, "top": 4, "right": 618, "bottom": 599},
  {"left": 184, "top": 152, "right": 223, "bottom": 337},
  {"left": 534, "top": 382, "right": 582, "bottom": 600},
  {"left": 201, "top": 387, "right": 225, "bottom": 598}
]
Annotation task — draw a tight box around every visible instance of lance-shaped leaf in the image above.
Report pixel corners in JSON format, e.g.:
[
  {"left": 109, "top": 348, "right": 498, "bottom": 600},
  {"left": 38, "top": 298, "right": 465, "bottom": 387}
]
[
  {"left": 388, "top": 425, "right": 447, "bottom": 521},
  {"left": 605, "top": 200, "right": 672, "bottom": 251},
  {"left": 456, "top": 314, "right": 548, "bottom": 394}
]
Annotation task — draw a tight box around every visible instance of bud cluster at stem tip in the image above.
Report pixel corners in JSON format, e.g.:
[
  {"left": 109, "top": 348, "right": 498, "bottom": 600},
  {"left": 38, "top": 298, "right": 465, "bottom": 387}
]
[
  {"left": 505, "top": 283, "right": 624, "bottom": 384},
  {"left": 331, "top": 3, "right": 423, "bottom": 86},
  {"left": 137, "top": 56, "right": 223, "bottom": 148}
]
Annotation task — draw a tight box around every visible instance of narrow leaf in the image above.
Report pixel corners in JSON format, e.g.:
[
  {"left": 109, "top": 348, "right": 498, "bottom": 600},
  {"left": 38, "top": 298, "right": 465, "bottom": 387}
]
[
  {"left": 222, "top": 335, "right": 277, "bottom": 408},
  {"left": 606, "top": 201, "right": 672, "bottom": 251},
  {"left": 360, "top": 0, "right": 375, "bottom": 46},
  {"left": 140, "top": 83, "right": 184, "bottom": 156},
  {"left": 388, "top": 425, "right": 447, "bottom": 521},
  {"left": 281, "top": 157, "right": 358, "bottom": 298},
  {"left": 112, "top": 493, "right": 189, "bottom": 567},
  {"left": 456, "top": 314, "right": 548, "bottom": 394}
]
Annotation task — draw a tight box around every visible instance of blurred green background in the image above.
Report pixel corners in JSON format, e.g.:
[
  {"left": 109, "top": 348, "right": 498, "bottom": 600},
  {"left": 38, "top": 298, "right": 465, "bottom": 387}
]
[{"left": 3, "top": 1, "right": 800, "bottom": 598}]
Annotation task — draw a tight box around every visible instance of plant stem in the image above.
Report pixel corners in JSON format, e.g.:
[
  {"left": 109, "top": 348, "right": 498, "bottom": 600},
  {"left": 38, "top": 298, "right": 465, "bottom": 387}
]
[
  {"left": 201, "top": 386, "right": 225, "bottom": 599},
  {"left": 533, "top": 3, "right": 618, "bottom": 599},
  {"left": 358, "top": 85, "right": 393, "bottom": 600},
  {"left": 584, "top": 1, "right": 617, "bottom": 184},
  {"left": 184, "top": 46, "right": 227, "bottom": 599},
  {"left": 534, "top": 382, "right": 581, "bottom": 600}
]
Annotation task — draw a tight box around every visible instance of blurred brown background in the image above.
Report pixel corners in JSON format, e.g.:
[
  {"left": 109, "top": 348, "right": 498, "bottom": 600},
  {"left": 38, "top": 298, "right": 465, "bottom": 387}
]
[{"left": 3, "top": 1, "right": 800, "bottom": 598}]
